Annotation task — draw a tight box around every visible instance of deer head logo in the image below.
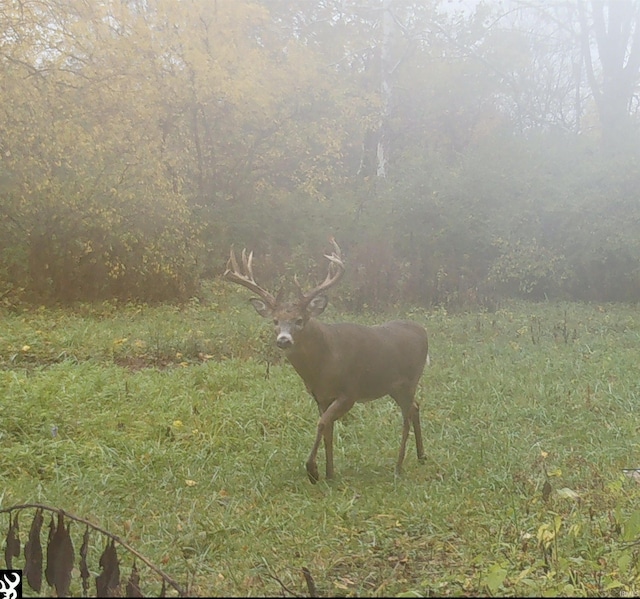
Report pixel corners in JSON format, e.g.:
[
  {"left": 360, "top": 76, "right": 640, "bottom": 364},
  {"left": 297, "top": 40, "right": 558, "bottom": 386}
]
[{"left": 0, "top": 572, "right": 21, "bottom": 599}]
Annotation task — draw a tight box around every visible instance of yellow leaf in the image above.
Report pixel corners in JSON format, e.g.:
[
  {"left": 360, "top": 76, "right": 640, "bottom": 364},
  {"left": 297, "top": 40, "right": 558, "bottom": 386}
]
[
  {"left": 334, "top": 582, "right": 349, "bottom": 590},
  {"left": 557, "top": 487, "right": 580, "bottom": 500},
  {"left": 185, "top": 479, "right": 197, "bottom": 487}
]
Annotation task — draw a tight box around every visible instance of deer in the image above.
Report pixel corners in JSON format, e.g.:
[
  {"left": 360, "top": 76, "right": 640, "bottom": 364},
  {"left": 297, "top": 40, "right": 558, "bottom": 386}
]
[{"left": 224, "top": 239, "right": 429, "bottom": 483}]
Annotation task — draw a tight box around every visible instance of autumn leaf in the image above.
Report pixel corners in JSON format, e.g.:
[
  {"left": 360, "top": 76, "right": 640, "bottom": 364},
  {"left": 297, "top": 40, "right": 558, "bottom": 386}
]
[
  {"left": 4, "top": 512, "right": 20, "bottom": 569},
  {"left": 24, "top": 509, "right": 44, "bottom": 592}
]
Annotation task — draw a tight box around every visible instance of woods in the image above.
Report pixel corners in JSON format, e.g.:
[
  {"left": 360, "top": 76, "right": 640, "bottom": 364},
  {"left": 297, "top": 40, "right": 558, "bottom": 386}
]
[{"left": 1, "top": 0, "right": 640, "bottom": 306}]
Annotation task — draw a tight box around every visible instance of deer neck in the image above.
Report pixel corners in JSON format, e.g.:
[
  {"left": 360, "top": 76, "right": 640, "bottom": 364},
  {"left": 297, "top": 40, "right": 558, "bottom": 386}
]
[{"left": 284, "top": 317, "right": 330, "bottom": 380}]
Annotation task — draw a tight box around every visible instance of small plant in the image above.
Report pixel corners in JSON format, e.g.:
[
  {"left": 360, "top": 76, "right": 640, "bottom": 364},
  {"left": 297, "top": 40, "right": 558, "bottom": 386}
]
[{"left": 2, "top": 504, "right": 185, "bottom": 596}]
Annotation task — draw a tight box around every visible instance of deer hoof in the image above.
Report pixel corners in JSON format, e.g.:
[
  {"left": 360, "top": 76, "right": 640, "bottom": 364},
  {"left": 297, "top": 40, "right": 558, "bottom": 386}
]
[{"left": 306, "top": 461, "right": 319, "bottom": 484}]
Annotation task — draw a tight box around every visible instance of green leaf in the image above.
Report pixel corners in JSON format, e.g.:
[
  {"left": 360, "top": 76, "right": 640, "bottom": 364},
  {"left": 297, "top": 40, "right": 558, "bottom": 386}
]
[
  {"left": 617, "top": 552, "right": 632, "bottom": 573},
  {"left": 483, "top": 564, "right": 507, "bottom": 594},
  {"left": 622, "top": 510, "right": 640, "bottom": 542}
]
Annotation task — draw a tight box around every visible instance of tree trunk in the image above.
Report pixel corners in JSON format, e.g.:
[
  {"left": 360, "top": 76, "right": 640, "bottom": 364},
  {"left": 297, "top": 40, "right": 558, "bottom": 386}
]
[
  {"left": 579, "top": 0, "right": 640, "bottom": 149},
  {"left": 377, "top": 0, "right": 394, "bottom": 178}
]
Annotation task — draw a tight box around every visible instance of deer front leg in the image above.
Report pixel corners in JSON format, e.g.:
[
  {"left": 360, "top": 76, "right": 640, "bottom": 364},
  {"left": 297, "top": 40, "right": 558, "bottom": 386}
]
[
  {"left": 306, "top": 397, "right": 355, "bottom": 484},
  {"left": 323, "top": 420, "right": 335, "bottom": 480}
]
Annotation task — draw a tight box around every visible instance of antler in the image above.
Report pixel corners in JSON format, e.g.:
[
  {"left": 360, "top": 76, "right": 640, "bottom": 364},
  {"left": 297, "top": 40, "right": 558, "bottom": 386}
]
[
  {"left": 296, "top": 238, "right": 345, "bottom": 305},
  {"left": 224, "top": 247, "right": 277, "bottom": 308}
]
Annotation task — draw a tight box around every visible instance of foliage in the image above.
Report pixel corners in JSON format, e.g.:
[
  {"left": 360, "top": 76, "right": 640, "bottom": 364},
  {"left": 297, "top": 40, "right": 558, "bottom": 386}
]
[
  {"left": 3, "top": 300, "right": 640, "bottom": 595},
  {"left": 363, "top": 129, "right": 640, "bottom": 308},
  {"left": 488, "top": 236, "right": 566, "bottom": 298},
  {"left": 1, "top": 1, "right": 639, "bottom": 305},
  {"left": 0, "top": 0, "right": 363, "bottom": 302}
]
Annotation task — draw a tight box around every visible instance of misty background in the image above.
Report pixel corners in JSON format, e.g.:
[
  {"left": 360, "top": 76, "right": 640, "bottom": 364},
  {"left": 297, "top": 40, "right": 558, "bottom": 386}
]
[{"left": 1, "top": 0, "right": 639, "bottom": 308}]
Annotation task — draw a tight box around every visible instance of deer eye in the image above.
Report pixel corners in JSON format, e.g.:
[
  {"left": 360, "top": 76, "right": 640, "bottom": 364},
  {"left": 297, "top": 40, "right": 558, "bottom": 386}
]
[
  {"left": 295, "top": 318, "right": 304, "bottom": 327},
  {"left": 273, "top": 319, "right": 279, "bottom": 326}
]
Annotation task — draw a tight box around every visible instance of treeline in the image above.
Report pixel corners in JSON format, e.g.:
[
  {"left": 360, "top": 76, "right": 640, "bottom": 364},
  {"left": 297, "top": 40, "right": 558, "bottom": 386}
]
[{"left": 1, "top": 0, "right": 639, "bottom": 308}]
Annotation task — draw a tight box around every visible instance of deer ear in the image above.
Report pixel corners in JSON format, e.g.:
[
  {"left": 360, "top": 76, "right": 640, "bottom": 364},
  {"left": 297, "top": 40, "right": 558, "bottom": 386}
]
[
  {"left": 249, "top": 298, "right": 272, "bottom": 318},
  {"left": 307, "top": 294, "right": 328, "bottom": 317}
]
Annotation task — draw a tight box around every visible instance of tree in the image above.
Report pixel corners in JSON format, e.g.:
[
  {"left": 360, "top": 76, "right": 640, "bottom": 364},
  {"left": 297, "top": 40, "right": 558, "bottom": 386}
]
[
  {"left": 578, "top": 0, "right": 640, "bottom": 149},
  {"left": 0, "top": 0, "right": 200, "bottom": 300}
]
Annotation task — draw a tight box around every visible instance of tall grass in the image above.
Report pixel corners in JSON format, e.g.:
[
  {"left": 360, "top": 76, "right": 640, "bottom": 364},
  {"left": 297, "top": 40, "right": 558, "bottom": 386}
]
[{"left": 2, "top": 295, "right": 640, "bottom": 596}]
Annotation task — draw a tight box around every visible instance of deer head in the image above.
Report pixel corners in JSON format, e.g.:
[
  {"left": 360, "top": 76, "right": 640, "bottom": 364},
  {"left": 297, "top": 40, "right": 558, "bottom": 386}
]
[{"left": 224, "top": 238, "right": 345, "bottom": 350}]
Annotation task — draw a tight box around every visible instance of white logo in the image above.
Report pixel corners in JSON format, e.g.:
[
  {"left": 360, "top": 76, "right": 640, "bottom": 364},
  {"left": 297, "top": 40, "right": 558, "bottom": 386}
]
[{"left": 0, "top": 572, "right": 20, "bottom": 599}]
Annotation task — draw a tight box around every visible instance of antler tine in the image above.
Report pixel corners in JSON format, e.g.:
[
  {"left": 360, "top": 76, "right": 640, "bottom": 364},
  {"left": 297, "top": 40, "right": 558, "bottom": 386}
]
[
  {"left": 224, "top": 246, "right": 277, "bottom": 307},
  {"left": 298, "top": 238, "right": 345, "bottom": 304},
  {"left": 226, "top": 245, "right": 239, "bottom": 275},
  {"left": 327, "top": 237, "right": 341, "bottom": 261},
  {"left": 243, "top": 249, "right": 256, "bottom": 281}
]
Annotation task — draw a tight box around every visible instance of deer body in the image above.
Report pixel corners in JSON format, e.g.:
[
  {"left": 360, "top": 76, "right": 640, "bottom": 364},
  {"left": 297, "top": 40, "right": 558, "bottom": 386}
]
[
  {"left": 225, "top": 240, "right": 429, "bottom": 483},
  {"left": 285, "top": 319, "right": 427, "bottom": 405}
]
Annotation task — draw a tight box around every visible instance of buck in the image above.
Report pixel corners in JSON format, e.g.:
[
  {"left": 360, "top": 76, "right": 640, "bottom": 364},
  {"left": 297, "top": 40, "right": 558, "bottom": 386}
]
[{"left": 224, "top": 239, "right": 429, "bottom": 483}]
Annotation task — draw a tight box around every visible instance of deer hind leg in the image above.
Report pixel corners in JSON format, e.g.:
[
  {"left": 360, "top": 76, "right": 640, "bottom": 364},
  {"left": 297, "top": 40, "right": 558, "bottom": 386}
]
[
  {"left": 412, "top": 401, "right": 425, "bottom": 462},
  {"left": 397, "top": 409, "right": 412, "bottom": 475},
  {"left": 306, "top": 397, "right": 355, "bottom": 484},
  {"left": 392, "top": 390, "right": 424, "bottom": 474}
]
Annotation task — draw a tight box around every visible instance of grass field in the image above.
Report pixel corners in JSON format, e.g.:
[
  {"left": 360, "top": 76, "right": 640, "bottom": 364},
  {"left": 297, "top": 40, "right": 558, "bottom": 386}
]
[{"left": 2, "top": 290, "right": 640, "bottom": 596}]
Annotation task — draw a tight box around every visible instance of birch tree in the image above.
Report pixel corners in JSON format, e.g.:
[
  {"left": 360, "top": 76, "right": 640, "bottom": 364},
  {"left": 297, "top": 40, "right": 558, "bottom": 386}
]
[{"left": 377, "top": 0, "right": 394, "bottom": 178}]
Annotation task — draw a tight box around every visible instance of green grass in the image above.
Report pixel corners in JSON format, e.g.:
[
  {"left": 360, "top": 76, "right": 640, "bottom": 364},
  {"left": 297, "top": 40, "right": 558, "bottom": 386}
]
[{"left": 2, "top": 294, "right": 640, "bottom": 596}]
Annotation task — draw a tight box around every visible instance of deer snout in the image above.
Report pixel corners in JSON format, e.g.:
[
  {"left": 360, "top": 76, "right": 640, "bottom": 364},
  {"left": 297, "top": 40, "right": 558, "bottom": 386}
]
[{"left": 276, "top": 333, "right": 293, "bottom": 349}]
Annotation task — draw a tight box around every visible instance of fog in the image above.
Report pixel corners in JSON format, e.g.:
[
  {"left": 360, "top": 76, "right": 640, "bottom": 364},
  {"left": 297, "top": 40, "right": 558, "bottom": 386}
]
[{"left": 1, "top": 0, "right": 639, "bottom": 306}]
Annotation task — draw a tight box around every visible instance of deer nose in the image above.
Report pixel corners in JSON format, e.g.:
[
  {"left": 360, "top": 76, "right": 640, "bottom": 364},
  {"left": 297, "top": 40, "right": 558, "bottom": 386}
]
[{"left": 276, "top": 333, "right": 293, "bottom": 349}]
